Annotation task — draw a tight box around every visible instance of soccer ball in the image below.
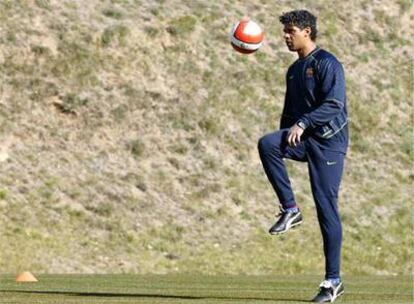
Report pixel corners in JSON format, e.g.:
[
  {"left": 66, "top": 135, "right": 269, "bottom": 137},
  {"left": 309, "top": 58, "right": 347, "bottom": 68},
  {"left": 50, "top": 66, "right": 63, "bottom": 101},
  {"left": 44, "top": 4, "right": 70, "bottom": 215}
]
[{"left": 230, "top": 18, "right": 264, "bottom": 54}]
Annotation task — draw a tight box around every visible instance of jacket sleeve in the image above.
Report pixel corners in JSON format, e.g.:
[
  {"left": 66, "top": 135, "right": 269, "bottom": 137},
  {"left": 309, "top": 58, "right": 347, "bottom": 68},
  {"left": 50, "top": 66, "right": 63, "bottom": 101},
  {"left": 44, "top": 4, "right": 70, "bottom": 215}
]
[{"left": 298, "top": 58, "right": 346, "bottom": 129}]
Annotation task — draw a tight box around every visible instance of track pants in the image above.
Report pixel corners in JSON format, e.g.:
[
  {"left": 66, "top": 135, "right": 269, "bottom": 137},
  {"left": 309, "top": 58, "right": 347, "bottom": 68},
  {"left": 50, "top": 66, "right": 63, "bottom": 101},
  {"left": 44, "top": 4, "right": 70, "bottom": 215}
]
[{"left": 258, "top": 129, "right": 345, "bottom": 279}]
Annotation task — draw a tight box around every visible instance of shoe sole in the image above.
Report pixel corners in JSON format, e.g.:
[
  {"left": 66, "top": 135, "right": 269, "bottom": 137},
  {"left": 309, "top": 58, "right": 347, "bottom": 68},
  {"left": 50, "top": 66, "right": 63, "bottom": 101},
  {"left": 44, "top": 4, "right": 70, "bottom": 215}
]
[
  {"left": 312, "top": 290, "right": 344, "bottom": 303},
  {"left": 269, "top": 217, "right": 303, "bottom": 235}
]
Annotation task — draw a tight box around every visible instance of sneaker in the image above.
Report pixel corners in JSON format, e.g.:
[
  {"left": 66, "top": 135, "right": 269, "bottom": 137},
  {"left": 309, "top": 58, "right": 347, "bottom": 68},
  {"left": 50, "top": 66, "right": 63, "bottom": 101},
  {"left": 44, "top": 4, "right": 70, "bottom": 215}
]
[
  {"left": 268, "top": 206, "right": 302, "bottom": 235},
  {"left": 312, "top": 280, "right": 344, "bottom": 303}
]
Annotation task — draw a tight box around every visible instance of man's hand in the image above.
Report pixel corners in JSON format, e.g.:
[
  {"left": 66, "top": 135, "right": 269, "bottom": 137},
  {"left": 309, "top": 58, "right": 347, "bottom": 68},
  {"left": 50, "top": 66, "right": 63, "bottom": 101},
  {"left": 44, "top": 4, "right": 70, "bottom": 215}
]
[{"left": 287, "top": 124, "right": 304, "bottom": 147}]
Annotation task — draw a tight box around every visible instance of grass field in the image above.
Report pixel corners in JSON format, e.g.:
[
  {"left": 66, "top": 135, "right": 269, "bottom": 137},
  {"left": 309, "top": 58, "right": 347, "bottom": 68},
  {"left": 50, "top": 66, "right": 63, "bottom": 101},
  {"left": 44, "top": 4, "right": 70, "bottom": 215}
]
[{"left": 0, "top": 274, "right": 412, "bottom": 304}]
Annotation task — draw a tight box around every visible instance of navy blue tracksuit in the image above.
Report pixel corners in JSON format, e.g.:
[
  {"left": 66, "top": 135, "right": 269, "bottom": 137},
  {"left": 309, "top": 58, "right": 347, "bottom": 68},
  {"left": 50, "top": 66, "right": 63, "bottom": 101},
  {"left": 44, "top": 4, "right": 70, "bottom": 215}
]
[{"left": 258, "top": 47, "right": 348, "bottom": 280}]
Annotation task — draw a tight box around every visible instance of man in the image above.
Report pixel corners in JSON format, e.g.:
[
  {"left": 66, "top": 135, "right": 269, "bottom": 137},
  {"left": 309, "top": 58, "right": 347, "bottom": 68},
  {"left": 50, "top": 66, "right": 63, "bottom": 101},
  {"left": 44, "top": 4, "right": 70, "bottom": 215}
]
[{"left": 257, "top": 10, "right": 348, "bottom": 303}]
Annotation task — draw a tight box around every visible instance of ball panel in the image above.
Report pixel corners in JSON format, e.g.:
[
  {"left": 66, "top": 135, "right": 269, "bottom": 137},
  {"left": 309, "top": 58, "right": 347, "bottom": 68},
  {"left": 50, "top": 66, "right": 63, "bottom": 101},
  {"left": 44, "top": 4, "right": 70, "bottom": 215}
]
[
  {"left": 231, "top": 43, "right": 257, "bottom": 54},
  {"left": 234, "top": 20, "right": 263, "bottom": 44},
  {"left": 230, "top": 35, "right": 262, "bottom": 51},
  {"left": 243, "top": 21, "right": 262, "bottom": 36}
]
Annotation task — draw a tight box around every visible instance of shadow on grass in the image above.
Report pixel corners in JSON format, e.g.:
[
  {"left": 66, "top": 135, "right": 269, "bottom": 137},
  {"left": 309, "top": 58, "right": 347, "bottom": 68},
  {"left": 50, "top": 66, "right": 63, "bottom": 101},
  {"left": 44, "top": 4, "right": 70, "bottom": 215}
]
[{"left": 1, "top": 290, "right": 310, "bottom": 302}]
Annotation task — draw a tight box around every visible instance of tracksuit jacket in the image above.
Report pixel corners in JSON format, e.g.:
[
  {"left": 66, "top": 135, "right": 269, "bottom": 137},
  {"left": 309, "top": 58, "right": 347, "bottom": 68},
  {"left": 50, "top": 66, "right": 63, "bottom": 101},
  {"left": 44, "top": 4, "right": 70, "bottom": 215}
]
[{"left": 280, "top": 46, "right": 348, "bottom": 153}]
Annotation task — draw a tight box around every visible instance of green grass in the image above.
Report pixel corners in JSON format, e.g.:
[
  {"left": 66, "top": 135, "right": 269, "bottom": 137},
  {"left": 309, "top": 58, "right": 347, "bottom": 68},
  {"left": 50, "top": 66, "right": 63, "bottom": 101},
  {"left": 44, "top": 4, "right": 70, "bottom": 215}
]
[{"left": 0, "top": 274, "right": 412, "bottom": 303}]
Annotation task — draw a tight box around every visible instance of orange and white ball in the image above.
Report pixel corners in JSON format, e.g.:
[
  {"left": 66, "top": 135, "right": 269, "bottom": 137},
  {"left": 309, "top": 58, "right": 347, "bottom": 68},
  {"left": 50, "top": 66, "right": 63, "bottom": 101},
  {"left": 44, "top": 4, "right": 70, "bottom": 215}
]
[{"left": 230, "top": 18, "right": 264, "bottom": 54}]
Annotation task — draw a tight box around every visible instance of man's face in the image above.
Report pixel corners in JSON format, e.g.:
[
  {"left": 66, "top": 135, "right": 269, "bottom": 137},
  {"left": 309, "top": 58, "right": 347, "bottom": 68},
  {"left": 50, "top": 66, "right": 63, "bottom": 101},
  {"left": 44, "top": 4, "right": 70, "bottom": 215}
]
[{"left": 283, "top": 24, "right": 311, "bottom": 51}]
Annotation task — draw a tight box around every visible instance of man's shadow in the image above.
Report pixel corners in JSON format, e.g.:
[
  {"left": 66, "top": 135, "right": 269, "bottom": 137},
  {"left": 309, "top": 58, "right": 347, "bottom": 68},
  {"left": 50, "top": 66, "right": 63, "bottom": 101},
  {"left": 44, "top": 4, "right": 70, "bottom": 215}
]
[{"left": 1, "top": 289, "right": 311, "bottom": 302}]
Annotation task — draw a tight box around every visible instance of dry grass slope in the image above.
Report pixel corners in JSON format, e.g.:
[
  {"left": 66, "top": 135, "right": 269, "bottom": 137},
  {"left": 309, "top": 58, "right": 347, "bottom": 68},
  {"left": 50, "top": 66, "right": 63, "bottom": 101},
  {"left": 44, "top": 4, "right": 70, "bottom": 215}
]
[{"left": 0, "top": 0, "right": 412, "bottom": 275}]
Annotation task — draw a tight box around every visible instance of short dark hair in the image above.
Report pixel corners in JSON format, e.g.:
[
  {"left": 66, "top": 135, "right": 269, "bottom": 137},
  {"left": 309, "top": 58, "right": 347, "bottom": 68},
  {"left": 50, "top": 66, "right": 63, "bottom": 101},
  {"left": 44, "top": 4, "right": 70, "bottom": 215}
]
[{"left": 279, "top": 10, "right": 318, "bottom": 41}]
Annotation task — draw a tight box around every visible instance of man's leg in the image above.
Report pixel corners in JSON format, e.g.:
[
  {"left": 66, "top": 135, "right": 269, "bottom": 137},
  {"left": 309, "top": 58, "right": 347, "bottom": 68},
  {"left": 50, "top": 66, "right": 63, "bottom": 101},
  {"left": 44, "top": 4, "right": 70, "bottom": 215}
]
[
  {"left": 258, "top": 129, "right": 307, "bottom": 234},
  {"left": 306, "top": 144, "right": 345, "bottom": 285},
  {"left": 258, "top": 129, "right": 307, "bottom": 209}
]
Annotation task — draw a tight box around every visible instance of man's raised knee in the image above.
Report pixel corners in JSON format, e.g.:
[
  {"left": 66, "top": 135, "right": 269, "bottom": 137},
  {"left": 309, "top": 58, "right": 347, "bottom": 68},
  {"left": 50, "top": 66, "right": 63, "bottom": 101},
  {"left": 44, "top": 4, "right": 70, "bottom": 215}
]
[{"left": 258, "top": 133, "right": 281, "bottom": 156}]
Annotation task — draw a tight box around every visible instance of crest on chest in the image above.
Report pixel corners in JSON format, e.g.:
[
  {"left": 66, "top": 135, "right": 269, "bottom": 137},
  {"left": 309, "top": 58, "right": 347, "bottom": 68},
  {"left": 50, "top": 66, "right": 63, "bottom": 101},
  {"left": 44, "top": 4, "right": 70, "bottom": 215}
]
[{"left": 306, "top": 67, "right": 314, "bottom": 78}]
